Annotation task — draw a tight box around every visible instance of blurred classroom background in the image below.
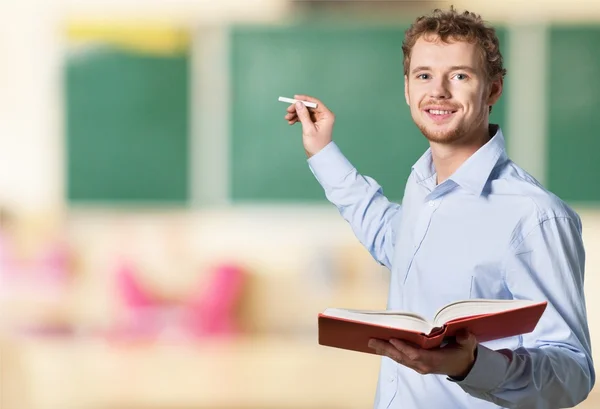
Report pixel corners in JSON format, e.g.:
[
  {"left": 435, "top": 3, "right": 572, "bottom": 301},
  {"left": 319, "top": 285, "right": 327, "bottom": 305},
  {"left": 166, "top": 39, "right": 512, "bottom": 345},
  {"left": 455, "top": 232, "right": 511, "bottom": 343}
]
[{"left": 1, "top": 0, "right": 600, "bottom": 408}]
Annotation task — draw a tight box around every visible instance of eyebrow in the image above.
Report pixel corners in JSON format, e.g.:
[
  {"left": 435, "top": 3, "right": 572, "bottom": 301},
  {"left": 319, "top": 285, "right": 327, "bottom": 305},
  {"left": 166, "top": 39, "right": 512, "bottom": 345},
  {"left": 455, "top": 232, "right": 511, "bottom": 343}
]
[{"left": 410, "top": 65, "right": 477, "bottom": 74}]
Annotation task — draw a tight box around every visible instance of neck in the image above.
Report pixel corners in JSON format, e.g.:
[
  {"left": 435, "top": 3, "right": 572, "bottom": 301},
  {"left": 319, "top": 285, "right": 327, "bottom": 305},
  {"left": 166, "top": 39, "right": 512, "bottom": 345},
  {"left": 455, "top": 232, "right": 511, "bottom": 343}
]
[{"left": 430, "top": 125, "right": 493, "bottom": 185}]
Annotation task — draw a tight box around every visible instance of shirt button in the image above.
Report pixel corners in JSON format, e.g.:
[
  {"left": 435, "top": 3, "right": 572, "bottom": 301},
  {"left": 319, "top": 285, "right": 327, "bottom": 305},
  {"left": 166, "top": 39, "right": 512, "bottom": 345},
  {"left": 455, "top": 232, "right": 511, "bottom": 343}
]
[
  {"left": 389, "top": 376, "right": 395, "bottom": 382},
  {"left": 428, "top": 200, "right": 436, "bottom": 207}
]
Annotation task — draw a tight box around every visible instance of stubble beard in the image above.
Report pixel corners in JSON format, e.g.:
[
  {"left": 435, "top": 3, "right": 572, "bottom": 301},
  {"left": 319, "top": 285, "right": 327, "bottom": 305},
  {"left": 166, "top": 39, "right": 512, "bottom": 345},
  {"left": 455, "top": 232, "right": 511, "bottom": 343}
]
[
  {"left": 417, "top": 121, "right": 464, "bottom": 145},
  {"left": 415, "top": 107, "right": 487, "bottom": 146}
]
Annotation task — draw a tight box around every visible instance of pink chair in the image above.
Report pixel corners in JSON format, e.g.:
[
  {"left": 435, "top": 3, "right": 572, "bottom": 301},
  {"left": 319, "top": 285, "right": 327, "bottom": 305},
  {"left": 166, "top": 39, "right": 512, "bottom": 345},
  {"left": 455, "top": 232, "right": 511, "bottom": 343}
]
[
  {"left": 0, "top": 233, "right": 71, "bottom": 294},
  {"left": 112, "top": 260, "right": 246, "bottom": 341},
  {"left": 112, "top": 261, "right": 165, "bottom": 339},
  {"left": 184, "top": 263, "right": 246, "bottom": 337}
]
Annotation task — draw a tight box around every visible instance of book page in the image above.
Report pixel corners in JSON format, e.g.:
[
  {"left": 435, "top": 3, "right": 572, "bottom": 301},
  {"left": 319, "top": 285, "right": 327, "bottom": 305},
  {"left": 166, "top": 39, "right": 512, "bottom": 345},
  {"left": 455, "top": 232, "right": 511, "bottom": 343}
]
[
  {"left": 433, "top": 299, "right": 540, "bottom": 326},
  {"left": 321, "top": 308, "right": 435, "bottom": 334}
]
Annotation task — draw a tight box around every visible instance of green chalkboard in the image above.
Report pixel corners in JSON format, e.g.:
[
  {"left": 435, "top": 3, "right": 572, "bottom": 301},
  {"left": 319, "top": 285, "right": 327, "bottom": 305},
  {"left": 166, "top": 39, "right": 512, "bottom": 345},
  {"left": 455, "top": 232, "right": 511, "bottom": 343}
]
[
  {"left": 230, "top": 24, "right": 506, "bottom": 202},
  {"left": 548, "top": 26, "right": 600, "bottom": 203},
  {"left": 66, "top": 47, "right": 189, "bottom": 203}
]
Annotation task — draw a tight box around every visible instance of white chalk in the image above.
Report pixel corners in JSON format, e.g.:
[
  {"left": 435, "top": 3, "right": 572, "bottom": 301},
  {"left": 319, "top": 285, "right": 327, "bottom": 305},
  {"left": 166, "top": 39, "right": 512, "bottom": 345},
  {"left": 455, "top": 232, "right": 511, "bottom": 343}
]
[{"left": 278, "top": 96, "right": 318, "bottom": 109}]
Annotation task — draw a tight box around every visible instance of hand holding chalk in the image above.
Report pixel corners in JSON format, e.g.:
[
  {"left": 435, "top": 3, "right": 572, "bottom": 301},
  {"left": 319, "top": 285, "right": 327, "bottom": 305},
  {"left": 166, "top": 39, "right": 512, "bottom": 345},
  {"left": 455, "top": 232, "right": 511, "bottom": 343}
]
[
  {"left": 282, "top": 94, "right": 335, "bottom": 158},
  {"left": 278, "top": 96, "right": 318, "bottom": 109}
]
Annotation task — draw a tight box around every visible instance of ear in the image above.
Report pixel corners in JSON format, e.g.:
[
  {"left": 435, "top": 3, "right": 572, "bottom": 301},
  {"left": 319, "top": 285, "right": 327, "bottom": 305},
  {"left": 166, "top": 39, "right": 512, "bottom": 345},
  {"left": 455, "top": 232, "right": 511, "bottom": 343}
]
[
  {"left": 486, "top": 76, "right": 503, "bottom": 108},
  {"left": 404, "top": 75, "right": 410, "bottom": 106}
]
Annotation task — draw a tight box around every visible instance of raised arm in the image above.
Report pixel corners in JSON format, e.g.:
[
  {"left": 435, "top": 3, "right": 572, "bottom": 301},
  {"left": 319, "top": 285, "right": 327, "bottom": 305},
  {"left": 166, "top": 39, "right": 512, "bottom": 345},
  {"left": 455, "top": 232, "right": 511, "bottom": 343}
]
[{"left": 284, "top": 95, "right": 402, "bottom": 269}]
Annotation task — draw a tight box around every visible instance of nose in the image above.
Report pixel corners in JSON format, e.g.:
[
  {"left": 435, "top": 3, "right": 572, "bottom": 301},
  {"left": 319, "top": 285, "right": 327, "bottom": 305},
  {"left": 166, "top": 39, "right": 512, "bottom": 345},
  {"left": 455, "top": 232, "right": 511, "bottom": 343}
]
[{"left": 429, "top": 76, "right": 451, "bottom": 99}]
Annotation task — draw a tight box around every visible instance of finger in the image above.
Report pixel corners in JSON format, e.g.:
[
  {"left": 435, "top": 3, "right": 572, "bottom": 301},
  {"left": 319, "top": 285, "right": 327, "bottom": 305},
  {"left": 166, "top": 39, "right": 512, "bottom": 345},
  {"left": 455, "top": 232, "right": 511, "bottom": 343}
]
[
  {"left": 455, "top": 330, "right": 474, "bottom": 344},
  {"left": 294, "top": 94, "right": 329, "bottom": 113},
  {"left": 390, "top": 339, "right": 421, "bottom": 361},
  {"left": 284, "top": 113, "right": 296, "bottom": 120},
  {"left": 294, "top": 102, "right": 316, "bottom": 132},
  {"left": 368, "top": 339, "right": 408, "bottom": 363},
  {"left": 455, "top": 330, "right": 477, "bottom": 349},
  {"left": 294, "top": 94, "right": 321, "bottom": 105},
  {"left": 389, "top": 339, "right": 438, "bottom": 375},
  {"left": 368, "top": 339, "right": 394, "bottom": 356},
  {"left": 286, "top": 104, "right": 297, "bottom": 113}
]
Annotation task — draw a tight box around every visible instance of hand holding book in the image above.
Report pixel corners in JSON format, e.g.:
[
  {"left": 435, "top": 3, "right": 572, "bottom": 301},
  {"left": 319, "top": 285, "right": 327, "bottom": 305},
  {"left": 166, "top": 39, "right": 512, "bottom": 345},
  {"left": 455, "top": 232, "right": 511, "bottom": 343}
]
[{"left": 367, "top": 329, "right": 478, "bottom": 379}]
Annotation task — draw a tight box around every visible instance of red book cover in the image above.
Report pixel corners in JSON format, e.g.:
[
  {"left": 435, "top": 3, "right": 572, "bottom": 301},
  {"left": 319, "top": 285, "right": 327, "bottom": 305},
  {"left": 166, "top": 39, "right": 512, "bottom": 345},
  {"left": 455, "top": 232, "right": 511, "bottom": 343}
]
[{"left": 318, "top": 300, "right": 547, "bottom": 354}]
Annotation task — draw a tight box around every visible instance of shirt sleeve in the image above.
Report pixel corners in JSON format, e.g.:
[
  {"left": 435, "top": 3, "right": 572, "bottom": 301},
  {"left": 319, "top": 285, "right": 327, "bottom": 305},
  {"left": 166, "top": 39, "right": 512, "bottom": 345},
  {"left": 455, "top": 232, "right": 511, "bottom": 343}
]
[
  {"left": 307, "top": 141, "right": 402, "bottom": 269},
  {"left": 453, "top": 216, "right": 595, "bottom": 408}
]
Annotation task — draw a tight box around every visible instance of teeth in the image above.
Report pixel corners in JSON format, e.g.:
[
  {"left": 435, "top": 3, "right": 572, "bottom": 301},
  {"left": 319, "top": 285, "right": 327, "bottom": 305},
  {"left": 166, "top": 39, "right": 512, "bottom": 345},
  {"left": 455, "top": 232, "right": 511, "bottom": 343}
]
[{"left": 429, "top": 109, "right": 453, "bottom": 115}]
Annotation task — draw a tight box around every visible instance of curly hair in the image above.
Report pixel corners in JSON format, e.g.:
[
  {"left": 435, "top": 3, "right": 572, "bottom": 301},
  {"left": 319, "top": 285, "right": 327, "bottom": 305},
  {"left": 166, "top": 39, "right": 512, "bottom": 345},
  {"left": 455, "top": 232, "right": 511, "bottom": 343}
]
[{"left": 402, "top": 6, "right": 507, "bottom": 82}]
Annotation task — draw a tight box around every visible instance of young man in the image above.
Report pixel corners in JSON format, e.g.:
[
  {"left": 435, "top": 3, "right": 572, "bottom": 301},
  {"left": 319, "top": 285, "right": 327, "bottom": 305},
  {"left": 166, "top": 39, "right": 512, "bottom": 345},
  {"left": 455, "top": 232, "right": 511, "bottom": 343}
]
[{"left": 283, "top": 7, "right": 594, "bottom": 409}]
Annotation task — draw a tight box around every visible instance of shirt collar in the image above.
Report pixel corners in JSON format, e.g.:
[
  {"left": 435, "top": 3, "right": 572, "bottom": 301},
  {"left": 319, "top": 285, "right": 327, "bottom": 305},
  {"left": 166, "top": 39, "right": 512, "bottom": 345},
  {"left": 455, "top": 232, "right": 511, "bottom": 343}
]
[{"left": 411, "top": 125, "right": 508, "bottom": 196}]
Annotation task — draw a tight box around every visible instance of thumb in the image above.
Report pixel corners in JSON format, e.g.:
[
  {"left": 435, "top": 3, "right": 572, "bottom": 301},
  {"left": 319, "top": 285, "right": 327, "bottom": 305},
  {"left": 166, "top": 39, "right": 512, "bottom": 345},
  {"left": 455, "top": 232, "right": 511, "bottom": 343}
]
[
  {"left": 295, "top": 102, "right": 316, "bottom": 133},
  {"left": 455, "top": 330, "right": 476, "bottom": 348}
]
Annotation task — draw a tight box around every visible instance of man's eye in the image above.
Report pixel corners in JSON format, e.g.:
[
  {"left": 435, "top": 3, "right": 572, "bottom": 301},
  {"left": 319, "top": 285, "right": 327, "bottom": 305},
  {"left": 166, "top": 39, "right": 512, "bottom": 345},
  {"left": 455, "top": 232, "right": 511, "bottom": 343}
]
[
  {"left": 455, "top": 73, "right": 468, "bottom": 80},
  {"left": 417, "top": 73, "right": 430, "bottom": 80}
]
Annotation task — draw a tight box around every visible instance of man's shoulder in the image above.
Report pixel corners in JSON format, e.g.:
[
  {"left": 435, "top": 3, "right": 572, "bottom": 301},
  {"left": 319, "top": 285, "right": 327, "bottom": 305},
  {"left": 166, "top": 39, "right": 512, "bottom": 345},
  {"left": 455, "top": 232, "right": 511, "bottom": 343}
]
[{"left": 494, "top": 160, "right": 581, "bottom": 226}]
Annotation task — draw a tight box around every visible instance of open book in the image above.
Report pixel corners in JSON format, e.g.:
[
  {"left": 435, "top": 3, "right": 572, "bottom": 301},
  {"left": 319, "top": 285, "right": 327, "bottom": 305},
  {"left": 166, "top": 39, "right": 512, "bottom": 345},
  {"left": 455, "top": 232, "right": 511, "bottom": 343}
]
[{"left": 318, "top": 299, "right": 547, "bottom": 353}]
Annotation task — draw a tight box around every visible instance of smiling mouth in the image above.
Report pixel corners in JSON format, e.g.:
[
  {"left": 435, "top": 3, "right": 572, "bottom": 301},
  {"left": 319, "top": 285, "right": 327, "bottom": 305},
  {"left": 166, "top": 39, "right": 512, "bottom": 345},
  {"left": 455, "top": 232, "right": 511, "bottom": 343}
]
[{"left": 425, "top": 109, "right": 457, "bottom": 115}]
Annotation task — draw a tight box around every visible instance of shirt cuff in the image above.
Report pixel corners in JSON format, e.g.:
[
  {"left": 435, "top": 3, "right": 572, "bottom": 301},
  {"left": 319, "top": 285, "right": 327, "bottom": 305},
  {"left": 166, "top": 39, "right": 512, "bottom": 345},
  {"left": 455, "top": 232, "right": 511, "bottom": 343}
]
[
  {"left": 307, "top": 142, "right": 355, "bottom": 188},
  {"left": 448, "top": 344, "right": 510, "bottom": 391}
]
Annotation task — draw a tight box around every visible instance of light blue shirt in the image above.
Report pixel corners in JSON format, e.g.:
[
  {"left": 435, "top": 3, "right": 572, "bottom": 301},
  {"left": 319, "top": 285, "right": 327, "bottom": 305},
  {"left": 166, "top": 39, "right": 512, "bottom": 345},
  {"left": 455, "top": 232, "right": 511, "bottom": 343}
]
[{"left": 307, "top": 126, "right": 595, "bottom": 409}]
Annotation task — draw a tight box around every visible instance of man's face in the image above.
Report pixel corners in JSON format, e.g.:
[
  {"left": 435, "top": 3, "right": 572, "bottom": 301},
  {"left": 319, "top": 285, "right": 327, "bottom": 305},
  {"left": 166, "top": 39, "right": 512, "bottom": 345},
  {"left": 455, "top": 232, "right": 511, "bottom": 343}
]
[{"left": 404, "top": 35, "right": 501, "bottom": 145}]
